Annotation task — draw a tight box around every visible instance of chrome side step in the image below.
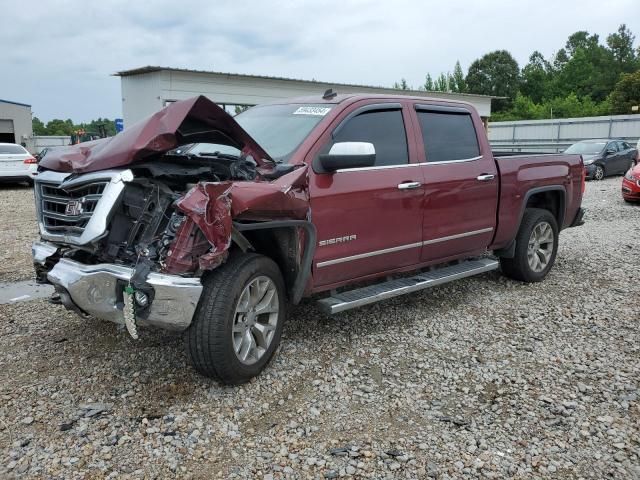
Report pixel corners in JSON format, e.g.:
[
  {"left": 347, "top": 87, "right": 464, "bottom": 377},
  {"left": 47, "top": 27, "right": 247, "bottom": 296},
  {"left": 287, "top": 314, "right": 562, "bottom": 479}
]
[{"left": 317, "top": 258, "right": 499, "bottom": 314}]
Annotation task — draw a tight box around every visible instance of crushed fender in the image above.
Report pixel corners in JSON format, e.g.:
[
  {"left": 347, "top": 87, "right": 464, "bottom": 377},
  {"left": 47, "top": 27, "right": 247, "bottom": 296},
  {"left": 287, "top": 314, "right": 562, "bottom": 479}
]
[
  {"left": 164, "top": 183, "right": 233, "bottom": 274},
  {"left": 162, "top": 166, "right": 310, "bottom": 275},
  {"left": 230, "top": 166, "right": 310, "bottom": 220}
]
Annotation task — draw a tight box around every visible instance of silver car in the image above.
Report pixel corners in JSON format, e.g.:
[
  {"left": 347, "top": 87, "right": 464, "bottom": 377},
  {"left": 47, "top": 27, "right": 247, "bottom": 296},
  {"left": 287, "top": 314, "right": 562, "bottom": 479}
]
[{"left": 0, "top": 143, "right": 37, "bottom": 184}]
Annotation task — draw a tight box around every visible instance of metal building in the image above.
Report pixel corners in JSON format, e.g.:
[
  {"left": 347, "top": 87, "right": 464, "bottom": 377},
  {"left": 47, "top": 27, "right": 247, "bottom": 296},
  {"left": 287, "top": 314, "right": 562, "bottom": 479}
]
[
  {"left": 0, "top": 99, "right": 32, "bottom": 145},
  {"left": 489, "top": 114, "right": 640, "bottom": 153},
  {"left": 115, "top": 66, "right": 495, "bottom": 127}
]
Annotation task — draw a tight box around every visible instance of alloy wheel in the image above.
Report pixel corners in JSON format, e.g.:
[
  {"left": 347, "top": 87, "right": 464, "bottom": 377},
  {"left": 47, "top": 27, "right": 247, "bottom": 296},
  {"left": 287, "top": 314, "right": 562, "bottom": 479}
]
[
  {"left": 594, "top": 165, "right": 604, "bottom": 180},
  {"left": 527, "top": 221, "right": 554, "bottom": 273},
  {"left": 232, "top": 275, "right": 280, "bottom": 365}
]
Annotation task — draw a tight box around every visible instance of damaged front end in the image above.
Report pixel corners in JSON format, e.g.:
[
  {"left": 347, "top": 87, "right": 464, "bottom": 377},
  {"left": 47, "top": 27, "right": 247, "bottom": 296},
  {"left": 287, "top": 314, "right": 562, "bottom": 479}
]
[{"left": 33, "top": 96, "right": 312, "bottom": 333}]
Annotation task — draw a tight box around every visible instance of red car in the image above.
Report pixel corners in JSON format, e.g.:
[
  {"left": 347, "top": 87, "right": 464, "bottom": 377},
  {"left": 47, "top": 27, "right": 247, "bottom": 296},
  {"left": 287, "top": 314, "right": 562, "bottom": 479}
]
[
  {"left": 622, "top": 162, "right": 640, "bottom": 202},
  {"left": 33, "top": 94, "right": 585, "bottom": 383}
]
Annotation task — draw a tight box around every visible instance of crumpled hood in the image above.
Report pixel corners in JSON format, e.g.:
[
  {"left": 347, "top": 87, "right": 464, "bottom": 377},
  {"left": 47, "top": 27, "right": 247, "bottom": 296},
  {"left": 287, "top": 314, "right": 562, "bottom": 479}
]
[{"left": 40, "top": 96, "right": 273, "bottom": 173}]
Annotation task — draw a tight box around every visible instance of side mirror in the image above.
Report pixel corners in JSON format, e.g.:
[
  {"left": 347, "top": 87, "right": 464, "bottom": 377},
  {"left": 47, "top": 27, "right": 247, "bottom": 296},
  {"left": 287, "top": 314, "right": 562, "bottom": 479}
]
[
  {"left": 318, "top": 142, "right": 376, "bottom": 172},
  {"left": 605, "top": 148, "right": 616, "bottom": 155}
]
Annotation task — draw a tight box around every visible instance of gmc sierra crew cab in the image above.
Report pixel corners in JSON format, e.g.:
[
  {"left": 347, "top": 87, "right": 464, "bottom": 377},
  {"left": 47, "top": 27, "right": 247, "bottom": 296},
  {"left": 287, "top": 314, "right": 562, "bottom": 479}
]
[{"left": 32, "top": 93, "right": 585, "bottom": 384}]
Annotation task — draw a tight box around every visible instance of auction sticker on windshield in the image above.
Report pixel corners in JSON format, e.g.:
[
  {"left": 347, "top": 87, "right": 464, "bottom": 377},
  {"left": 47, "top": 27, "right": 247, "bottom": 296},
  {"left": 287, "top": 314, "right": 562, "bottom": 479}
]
[{"left": 293, "top": 106, "right": 332, "bottom": 116}]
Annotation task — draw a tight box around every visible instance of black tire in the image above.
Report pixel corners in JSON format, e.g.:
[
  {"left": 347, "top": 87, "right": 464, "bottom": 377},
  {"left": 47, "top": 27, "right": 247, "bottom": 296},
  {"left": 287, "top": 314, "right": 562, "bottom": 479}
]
[
  {"left": 500, "top": 208, "right": 559, "bottom": 283},
  {"left": 186, "top": 253, "right": 286, "bottom": 384},
  {"left": 593, "top": 164, "right": 605, "bottom": 180}
]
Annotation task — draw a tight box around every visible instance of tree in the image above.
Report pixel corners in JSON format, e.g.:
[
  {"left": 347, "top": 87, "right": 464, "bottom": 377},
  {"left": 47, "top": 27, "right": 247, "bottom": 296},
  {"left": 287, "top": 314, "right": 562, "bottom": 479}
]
[
  {"left": 607, "top": 24, "right": 639, "bottom": 76},
  {"left": 423, "top": 73, "right": 434, "bottom": 91},
  {"left": 609, "top": 71, "right": 640, "bottom": 114},
  {"left": 520, "top": 51, "right": 552, "bottom": 103},
  {"left": 393, "top": 78, "right": 409, "bottom": 90},
  {"left": 551, "top": 29, "right": 617, "bottom": 102},
  {"left": 565, "top": 31, "right": 600, "bottom": 57},
  {"left": 465, "top": 50, "right": 520, "bottom": 111},
  {"left": 32, "top": 117, "right": 119, "bottom": 137},
  {"left": 434, "top": 73, "right": 449, "bottom": 92},
  {"left": 32, "top": 117, "right": 46, "bottom": 135},
  {"left": 607, "top": 25, "right": 637, "bottom": 69},
  {"left": 451, "top": 61, "right": 466, "bottom": 93}
]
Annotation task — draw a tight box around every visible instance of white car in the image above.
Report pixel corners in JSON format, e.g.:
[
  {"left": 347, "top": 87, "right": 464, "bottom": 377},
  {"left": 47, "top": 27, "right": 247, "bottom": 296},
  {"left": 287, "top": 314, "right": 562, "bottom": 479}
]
[{"left": 0, "top": 143, "right": 37, "bottom": 184}]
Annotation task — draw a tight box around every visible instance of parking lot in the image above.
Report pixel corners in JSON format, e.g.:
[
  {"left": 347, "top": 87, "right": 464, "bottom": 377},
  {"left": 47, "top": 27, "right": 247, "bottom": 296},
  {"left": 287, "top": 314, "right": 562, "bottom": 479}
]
[{"left": 0, "top": 177, "right": 639, "bottom": 479}]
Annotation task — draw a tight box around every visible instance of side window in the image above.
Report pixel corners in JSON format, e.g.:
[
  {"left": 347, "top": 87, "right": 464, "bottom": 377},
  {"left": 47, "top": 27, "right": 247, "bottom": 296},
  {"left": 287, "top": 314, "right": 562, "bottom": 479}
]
[
  {"left": 621, "top": 142, "right": 631, "bottom": 150},
  {"left": 332, "top": 110, "right": 408, "bottom": 167},
  {"left": 417, "top": 110, "right": 480, "bottom": 162}
]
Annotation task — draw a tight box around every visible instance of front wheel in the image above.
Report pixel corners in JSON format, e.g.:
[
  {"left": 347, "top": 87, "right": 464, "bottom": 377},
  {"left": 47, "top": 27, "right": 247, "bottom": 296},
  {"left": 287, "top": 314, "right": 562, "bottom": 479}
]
[
  {"left": 186, "top": 254, "right": 286, "bottom": 384},
  {"left": 500, "top": 208, "right": 559, "bottom": 283},
  {"left": 593, "top": 164, "right": 605, "bottom": 180}
]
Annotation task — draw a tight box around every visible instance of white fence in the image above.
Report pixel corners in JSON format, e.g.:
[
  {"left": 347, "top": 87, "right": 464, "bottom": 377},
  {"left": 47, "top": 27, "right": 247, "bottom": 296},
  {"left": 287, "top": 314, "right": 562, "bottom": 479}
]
[
  {"left": 25, "top": 136, "right": 71, "bottom": 154},
  {"left": 489, "top": 114, "right": 640, "bottom": 153}
]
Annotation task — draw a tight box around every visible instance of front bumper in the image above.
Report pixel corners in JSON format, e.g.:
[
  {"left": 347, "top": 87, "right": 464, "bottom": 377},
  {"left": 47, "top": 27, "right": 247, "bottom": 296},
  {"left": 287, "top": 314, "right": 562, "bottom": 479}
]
[
  {"left": 584, "top": 164, "right": 596, "bottom": 179},
  {"left": 33, "top": 241, "right": 202, "bottom": 331},
  {"left": 622, "top": 177, "right": 640, "bottom": 201}
]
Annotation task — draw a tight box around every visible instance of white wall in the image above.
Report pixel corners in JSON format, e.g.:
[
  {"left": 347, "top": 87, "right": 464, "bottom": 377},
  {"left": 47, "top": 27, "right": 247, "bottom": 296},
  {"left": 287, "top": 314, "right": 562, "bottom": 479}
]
[
  {"left": 120, "top": 69, "right": 493, "bottom": 126},
  {"left": 0, "top": 101, "right": 32, "bottom": 144},
  {"left": 120, "top": 72, "right": 164, "bottom": 127}
]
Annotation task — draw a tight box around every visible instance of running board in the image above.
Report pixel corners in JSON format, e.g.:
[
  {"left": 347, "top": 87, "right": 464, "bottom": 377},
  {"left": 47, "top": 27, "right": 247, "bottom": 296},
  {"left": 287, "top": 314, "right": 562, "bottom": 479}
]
[{"left": 317, "top": 258, "right": 499, "bottom": 314}]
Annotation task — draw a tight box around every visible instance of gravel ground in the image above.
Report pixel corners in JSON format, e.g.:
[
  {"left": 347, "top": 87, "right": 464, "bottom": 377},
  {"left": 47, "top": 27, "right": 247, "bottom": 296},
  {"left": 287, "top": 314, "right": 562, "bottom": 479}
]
[
  {"left": 0, "top": 184, "right": 37, "bottom": 283},
  {"left": 1, "top": 177, "right": 639, "bottom": 479}
]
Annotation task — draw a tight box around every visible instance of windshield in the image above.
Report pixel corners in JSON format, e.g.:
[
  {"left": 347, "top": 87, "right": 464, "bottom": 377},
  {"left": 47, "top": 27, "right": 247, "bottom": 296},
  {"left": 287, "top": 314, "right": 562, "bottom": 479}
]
[
  {"left": 179, "top": 103, "right": 333, "bottom": 162},
  {"left": 0, "top": 144, "right": 28, "bottom": 154},
  {"left": 565, "top": 142, "right": 606, "bottom": 155}
]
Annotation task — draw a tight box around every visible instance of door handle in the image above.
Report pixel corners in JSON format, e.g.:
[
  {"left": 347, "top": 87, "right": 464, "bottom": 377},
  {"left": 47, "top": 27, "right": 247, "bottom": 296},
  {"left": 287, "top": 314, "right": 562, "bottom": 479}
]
[
  {"left": 397, "top": 181, "right": 422, "bottom": 190},
  {"left": 476, "top": 174, "right": 495, "bottom": 181}
]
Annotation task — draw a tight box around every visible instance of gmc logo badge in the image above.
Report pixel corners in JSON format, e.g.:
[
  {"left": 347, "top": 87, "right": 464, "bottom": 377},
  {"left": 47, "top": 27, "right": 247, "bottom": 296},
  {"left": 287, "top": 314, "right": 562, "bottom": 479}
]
[{"left": 65, "top": 200, "right": 84, "bottom": 216}]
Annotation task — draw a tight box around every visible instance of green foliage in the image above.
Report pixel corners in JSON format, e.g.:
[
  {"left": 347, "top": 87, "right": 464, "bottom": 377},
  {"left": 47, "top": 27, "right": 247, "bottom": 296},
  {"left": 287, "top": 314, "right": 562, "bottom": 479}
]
[
  {"left": 32, "top": 117, "right": 117, "bottom": 137},
  {"left": 423, "top": 74, "right": 434, "bottom": 91},
  {"left": 32, "top": 117, "right": 46, "bottom": 136},
  {"left": 393, "top": 78, "right": 410, "bottom": 90},
  {"left": 434, "top": 73, "right": 449, "bottom": 92},
  {"left": 491, "top": 93, "right": 611, "bottom": 121},
  {"left": 521, "top": 51, "right": 552, "bottom": 103},
  {"left": 465, "top": 50, "right": 520, "bottom": 111},
  {"left": 405, "top": 23, "right": 639, "bottom": 121},
  {"left": 606, "top": 24, "right": 638, "bottom": 72},
  {"left": 609, "top": 71, "right": 640, "bottom": 114},
  {"left": 451, "top": 61, "right": 466, "bottom": 93}
]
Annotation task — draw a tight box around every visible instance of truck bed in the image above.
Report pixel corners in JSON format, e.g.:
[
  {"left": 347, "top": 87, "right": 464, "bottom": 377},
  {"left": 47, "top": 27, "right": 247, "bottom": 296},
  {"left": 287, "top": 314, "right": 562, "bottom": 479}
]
[{"left": 491, "top": 152, "right": 584, "bottom": 250}]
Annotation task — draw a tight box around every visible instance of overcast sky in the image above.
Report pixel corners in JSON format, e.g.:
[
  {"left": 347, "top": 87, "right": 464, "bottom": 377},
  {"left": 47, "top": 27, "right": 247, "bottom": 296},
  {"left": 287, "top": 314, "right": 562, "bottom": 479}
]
[{"left": 2, "top": 0, "right": 637, "bottom": 122}]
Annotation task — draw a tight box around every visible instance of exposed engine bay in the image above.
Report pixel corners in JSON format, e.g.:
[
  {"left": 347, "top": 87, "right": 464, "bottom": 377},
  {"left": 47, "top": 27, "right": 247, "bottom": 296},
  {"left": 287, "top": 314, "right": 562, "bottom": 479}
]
[
  {"left": 32, "top": 96, "right": 314, "bottom": 333},
  {"left": 47, "top": 153, "right": 257, "bottom": 280}
]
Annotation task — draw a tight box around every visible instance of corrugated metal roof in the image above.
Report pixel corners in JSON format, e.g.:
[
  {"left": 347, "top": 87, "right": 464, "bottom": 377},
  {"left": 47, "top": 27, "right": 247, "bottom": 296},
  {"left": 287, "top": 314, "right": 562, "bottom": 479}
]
[
  {"left": 0, "top": 98, "right": 31, "bottom": 108},
  {"left": 114, "top": 66, "right": 499, "bottom": 99}
]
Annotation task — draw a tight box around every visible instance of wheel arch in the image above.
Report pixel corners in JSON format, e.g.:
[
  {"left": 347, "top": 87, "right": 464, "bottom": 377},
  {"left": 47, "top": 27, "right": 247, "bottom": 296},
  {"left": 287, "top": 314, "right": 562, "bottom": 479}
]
[
  {"left": 494, "top": 186, "right": 565, "bottom": 259},
  {"left": 232, "top": 221, "right": 317, "bottom": 304}
]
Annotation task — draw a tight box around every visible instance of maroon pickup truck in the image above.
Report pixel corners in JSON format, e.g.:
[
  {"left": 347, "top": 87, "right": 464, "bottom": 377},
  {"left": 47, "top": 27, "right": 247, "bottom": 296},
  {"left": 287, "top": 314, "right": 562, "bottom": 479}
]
[{"left": 32, "top": 93, "right": 585, "bottom": 384}]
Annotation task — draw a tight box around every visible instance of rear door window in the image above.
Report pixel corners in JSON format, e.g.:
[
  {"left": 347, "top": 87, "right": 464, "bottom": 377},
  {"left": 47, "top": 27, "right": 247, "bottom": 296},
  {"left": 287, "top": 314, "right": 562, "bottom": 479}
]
[
  {"left": 416, "top": 109, "right": 480, "bottom": 162},
  {"left": 332, "top": 109, "right": 408, "bottom": 167}
]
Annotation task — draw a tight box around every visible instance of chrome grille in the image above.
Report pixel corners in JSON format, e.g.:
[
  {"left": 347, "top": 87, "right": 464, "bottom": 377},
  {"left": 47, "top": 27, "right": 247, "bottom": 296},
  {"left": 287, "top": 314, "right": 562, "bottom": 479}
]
[
  {"left": 34, "top": 169, "right": 133, "bottom": 246},
  {"left": 38, "top": 181, "right": 108, "bottom": 236}
]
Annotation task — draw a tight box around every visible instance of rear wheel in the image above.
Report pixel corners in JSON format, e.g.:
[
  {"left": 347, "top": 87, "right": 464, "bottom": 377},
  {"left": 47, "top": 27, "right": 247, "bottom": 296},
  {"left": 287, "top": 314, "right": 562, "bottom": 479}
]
[
  {"left": 500, "top": 208, "right": 558, "bottom": 283},
  {"left": 186, "top": 254, "right": 286, "bottom": 384}
]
